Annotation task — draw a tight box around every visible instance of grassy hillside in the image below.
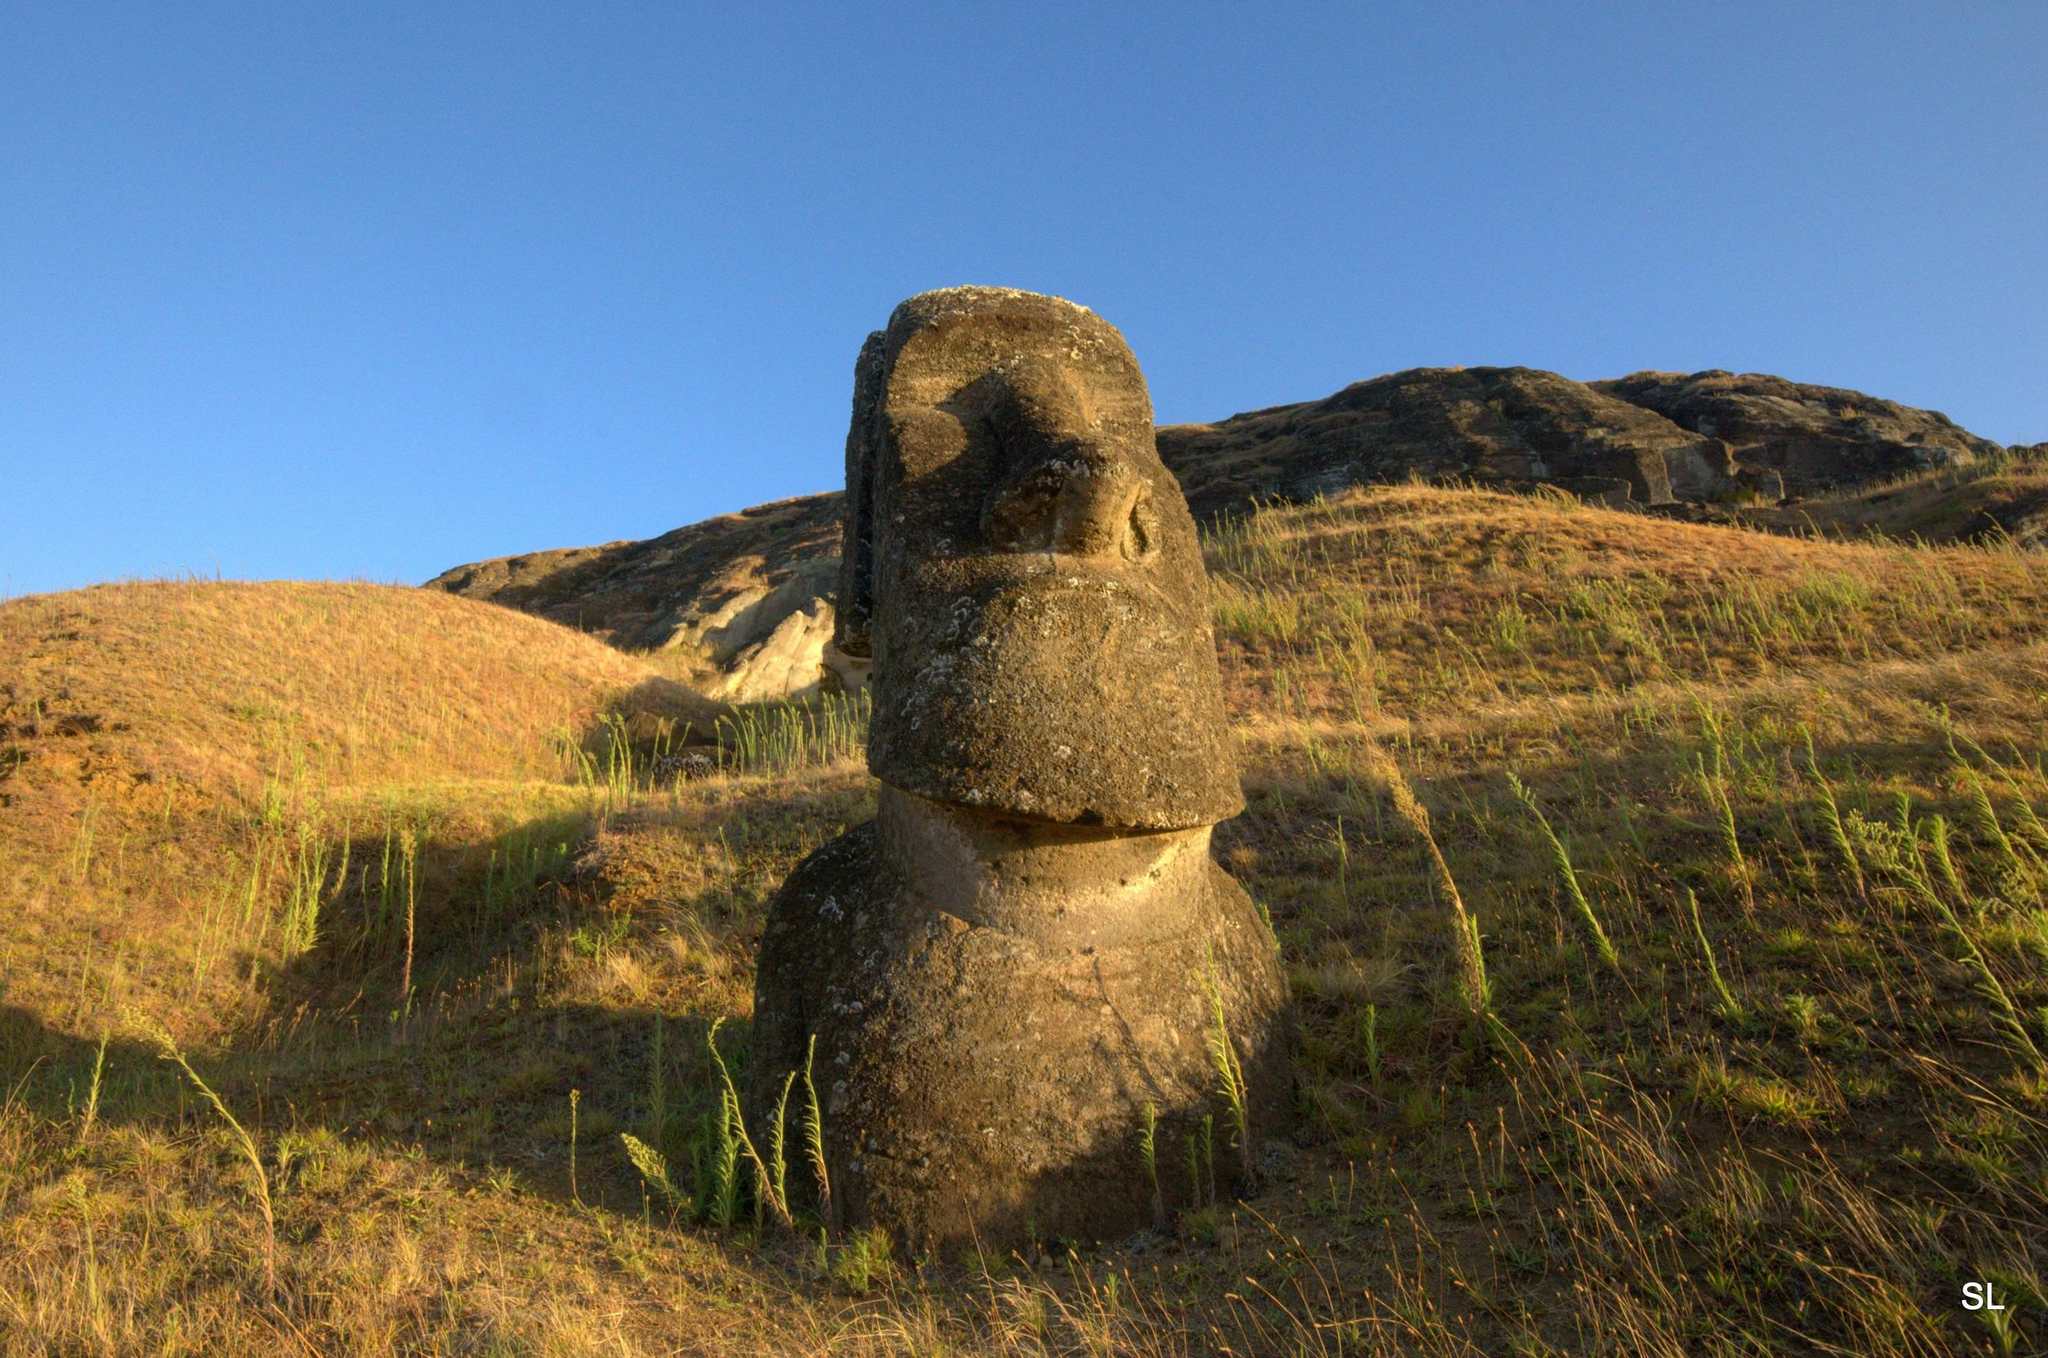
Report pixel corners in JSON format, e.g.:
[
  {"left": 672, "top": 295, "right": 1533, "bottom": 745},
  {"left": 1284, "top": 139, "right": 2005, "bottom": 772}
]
[
  {"left": 0, "top": 581, "right": 713, "bottom": 1031},
  {"left": 0, "top": 580, "right": 682, "bottom": 797},
  {"left": 4, "top": 497, "right": 2047, "bottom": 1355}
]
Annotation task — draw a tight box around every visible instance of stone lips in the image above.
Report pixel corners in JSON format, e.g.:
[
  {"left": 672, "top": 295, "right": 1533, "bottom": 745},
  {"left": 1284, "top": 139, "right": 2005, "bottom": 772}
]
[
  {"left": 869, "top": 566, "right": 1242, "bottom": 829},
  {"left": 847, "top": 286, "right": 1241, "bottom": 828}
]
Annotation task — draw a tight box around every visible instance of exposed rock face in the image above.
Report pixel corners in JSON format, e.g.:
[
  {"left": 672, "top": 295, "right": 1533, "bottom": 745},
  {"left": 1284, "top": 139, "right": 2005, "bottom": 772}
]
[
  {"left": 1593, "top": 370, "right": 2001, "bottom": 494},
  {"left": 749, "top": 287, "right": 1289, "bottom": 1251},
  {"left": 1987, "top": 450, "right": 2048, "bottom": 549},
  {"left": 1965, "top": 501, "right": 2048, "bottom": 549},
  {"left": 1158, "top": 365, "right": 1736, "bottom": 515},
  {"left": 422, "top": 495, "right": 846, "bottom": 700}
]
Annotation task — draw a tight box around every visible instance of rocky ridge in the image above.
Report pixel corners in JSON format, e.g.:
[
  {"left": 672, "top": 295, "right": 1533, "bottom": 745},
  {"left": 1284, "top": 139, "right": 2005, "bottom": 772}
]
[
  {"left": 427, "top": 366, "right": 2026, "bottom": 700},
  {"left": 428, "top": 494, "right": 843, "bottom": 702},
  {"left": 1590, "top": 369, "right": 2001, "bottom": 496}
]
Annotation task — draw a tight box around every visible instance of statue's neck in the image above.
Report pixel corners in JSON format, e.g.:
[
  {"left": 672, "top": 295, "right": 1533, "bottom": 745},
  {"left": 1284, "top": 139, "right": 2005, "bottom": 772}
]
[{"left": 877, "top": 785, "right": 1215, "bottom": 947}]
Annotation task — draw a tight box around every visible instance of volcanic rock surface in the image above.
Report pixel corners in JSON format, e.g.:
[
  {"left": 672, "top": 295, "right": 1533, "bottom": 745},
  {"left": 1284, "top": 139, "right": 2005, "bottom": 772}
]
[{"left": 1592, "top": 370, "right": 2001, "bottom": 495}]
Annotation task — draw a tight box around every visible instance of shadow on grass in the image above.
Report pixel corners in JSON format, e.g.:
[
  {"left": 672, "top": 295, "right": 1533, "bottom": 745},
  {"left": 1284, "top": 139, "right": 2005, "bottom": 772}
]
[{"left": 0, "top": 767, "right": 840, "bottom": 1229}]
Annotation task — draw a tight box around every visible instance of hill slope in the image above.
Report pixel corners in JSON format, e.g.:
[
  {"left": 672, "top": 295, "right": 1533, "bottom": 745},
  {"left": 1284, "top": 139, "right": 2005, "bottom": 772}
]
[
  {"left": 427, "top": 493, "right": 845, "bottom": 700},
  {"left": 0, "top": 581, "right": 707, "bottom": 1031},
  {"left": 429, "top": 366, "right": 2027, "bottom": 702},
  {"left": 0, "top": 581, "right": 682, "bottom": 805},
  {"left": 4, "top": 488, "right": 2047, "bottom": 1354}
]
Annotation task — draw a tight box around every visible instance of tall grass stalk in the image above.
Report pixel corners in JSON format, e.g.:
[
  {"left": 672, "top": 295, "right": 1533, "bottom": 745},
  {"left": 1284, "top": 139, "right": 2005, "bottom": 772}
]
[
  {"left": 1361, "top": 740, "right": 1490, "bottom": 1016},
  {"left": 1926, "top": 814, "right": 1969, "bottom": 907},
  {"left": 705, "top": 1105, "right": 740, "bottom": 1229},
  {"left": 713, "top": 689, "right": 871, "bottom": 778},
  {"left": 801, "top": 1032, "right": 831, "bottom": 1229},
  {"left": 601, "top": 711, "right": 635, "bottom": 805},
  {"left": 768, "top": 1070, "right": 796, "bottom": 1214},
  {"left": 2008, "top": 792, "right": 2048, "bottom": 858},
  {"left": 568, "top": 1087, "right": 582, "bottom": 1206},
  {"left": 1509, "top": 771, "right": 1619, "bottom": 971},
  {"left": 1804, "top": 731, "right": 1866, "bottom": 901},
  {"left": 129, "top": 1010, "right": 277, "bottom": 1296},
  {"left": 620, "top": 1132, "right": 686, "bottom": 1215},
  {"left": 1960, "top": 766, "right": 2030, "bottom": 880},
  {"left": 76, "top": 1029, "right": 109, "bottom": 1143},
  {"left": 1138, "top": 1101, "right": 1164, "bottom": 1229},
  {"left": 1202, "top": 959, "right": 1253, "bottom": 1189},
  {"left": 281, "top": 818, "right": 334, "bottom": 956},
  {"left": 1911, "top": 818, "right": 2045, "bottom": 1072},
  {"left": 1686, "top": 889, "right": 1744, "bottom": 1022},
  {"left": 70, "top": 799, "right": 100, "bottom": 884},
  {"left": 1696, "top": 752, "right": 1754, "bottom": 915},
  {"left": 397, "top": 827, "right": 418, "bottom": 1019}
]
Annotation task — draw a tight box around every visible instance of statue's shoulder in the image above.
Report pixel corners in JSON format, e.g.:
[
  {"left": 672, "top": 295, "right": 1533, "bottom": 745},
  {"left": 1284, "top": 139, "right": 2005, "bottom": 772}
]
[
  {"left": 759, "top": 820, "right": 885, "bottom": 951},
  {"left": 774, "top": 820, "right": 880, "bottom": 900},
  {"left": 751, "top": 820, "right": 892, "bottom": 1081}
]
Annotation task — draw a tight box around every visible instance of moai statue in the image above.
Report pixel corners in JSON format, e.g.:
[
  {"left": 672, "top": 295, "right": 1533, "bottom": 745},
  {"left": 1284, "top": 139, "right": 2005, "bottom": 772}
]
[{"left": 751, "top": 286, "right": 1288, "bottom": 1251}]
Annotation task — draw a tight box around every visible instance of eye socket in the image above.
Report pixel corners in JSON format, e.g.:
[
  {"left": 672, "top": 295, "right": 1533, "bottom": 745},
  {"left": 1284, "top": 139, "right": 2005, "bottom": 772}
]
[{"left": 982, "top": 465, "right": 1064, "bottom": 552}]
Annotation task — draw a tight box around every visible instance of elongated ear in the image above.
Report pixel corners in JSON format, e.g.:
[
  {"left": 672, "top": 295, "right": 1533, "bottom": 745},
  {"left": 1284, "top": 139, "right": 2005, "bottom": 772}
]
[{"left": 835, "top": 332, "right": 886, "bottom": 659}]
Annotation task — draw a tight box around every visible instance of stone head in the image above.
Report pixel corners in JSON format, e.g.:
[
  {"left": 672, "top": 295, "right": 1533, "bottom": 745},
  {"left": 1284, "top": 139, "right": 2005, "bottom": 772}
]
[{"left": 836, "top": 286, "right": 1241, "bottom": 829}]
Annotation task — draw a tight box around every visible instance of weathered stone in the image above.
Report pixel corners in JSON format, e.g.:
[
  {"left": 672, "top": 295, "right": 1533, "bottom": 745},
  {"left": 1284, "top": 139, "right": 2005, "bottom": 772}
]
[
  {"left": 1156, "top": 365, "right": 1735, "bottom": 515},
  {"left": 750, "top": 287, "right": 1289, "bottom": 1252},
  {"left": 715, "top": 590, "right": 837, "bottom": 704},
  {"left": 423, "top": 494, "right": 845, "bottom": 695},
  {"left": 841, "top": 287, "right": 1243, "bottom": 830},
  {"left": 1962, "top": 487, "right": 2048, "bottom": 550},
  {"left": 1594, "top": 370, "right": 2001, "bottom": 494}
]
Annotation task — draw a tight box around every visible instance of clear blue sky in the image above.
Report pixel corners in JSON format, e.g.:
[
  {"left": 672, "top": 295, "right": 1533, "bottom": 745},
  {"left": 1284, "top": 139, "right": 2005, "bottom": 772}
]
[{"left": 4, "top": 3, "right": 2043, "bottom": 598}]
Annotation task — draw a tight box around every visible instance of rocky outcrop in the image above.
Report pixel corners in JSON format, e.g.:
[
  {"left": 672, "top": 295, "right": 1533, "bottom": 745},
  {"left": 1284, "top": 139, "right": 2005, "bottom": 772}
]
[
  {"left": 1988, "top": 448, "right": 2048, "bottom": 548},
  {"left": 424, "top": 494, "right": 845, "bottom": 700},
  {"left": 1593, "top": 370, "right": 2000, "bottom": 494},
  {"left": 1158, "top": 365, "right": 1737, "bottom": 515},
  {"left": 428, "top": 366, "right": 2020, "bottom": 700},
  {"left": 1964, "top": 498, "right": 2048, "bottom": 549}
]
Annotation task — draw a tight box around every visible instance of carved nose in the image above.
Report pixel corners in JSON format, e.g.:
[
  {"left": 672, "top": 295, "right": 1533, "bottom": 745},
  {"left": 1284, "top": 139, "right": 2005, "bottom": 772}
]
[{"left": 984, "top": 448, "right": 1158, "bottom": 561}]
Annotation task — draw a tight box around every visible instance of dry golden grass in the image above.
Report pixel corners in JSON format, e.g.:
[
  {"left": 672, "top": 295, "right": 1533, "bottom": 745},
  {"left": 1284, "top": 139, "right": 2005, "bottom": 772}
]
[
  {"left": 0, "top": 580, "right": 696, "bottom": 807},
  {"left": 5, "top": 488, "right": 2048, "bottom": 1355},
  {"left": 0, "top": 581, "right": 709, "bottom": 1042}
]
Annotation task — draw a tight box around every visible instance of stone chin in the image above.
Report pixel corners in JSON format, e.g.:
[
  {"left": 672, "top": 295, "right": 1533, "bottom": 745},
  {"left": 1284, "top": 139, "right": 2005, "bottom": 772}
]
[{"left": 867, "top": 563, "right": 1243, "bottom": 830}]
